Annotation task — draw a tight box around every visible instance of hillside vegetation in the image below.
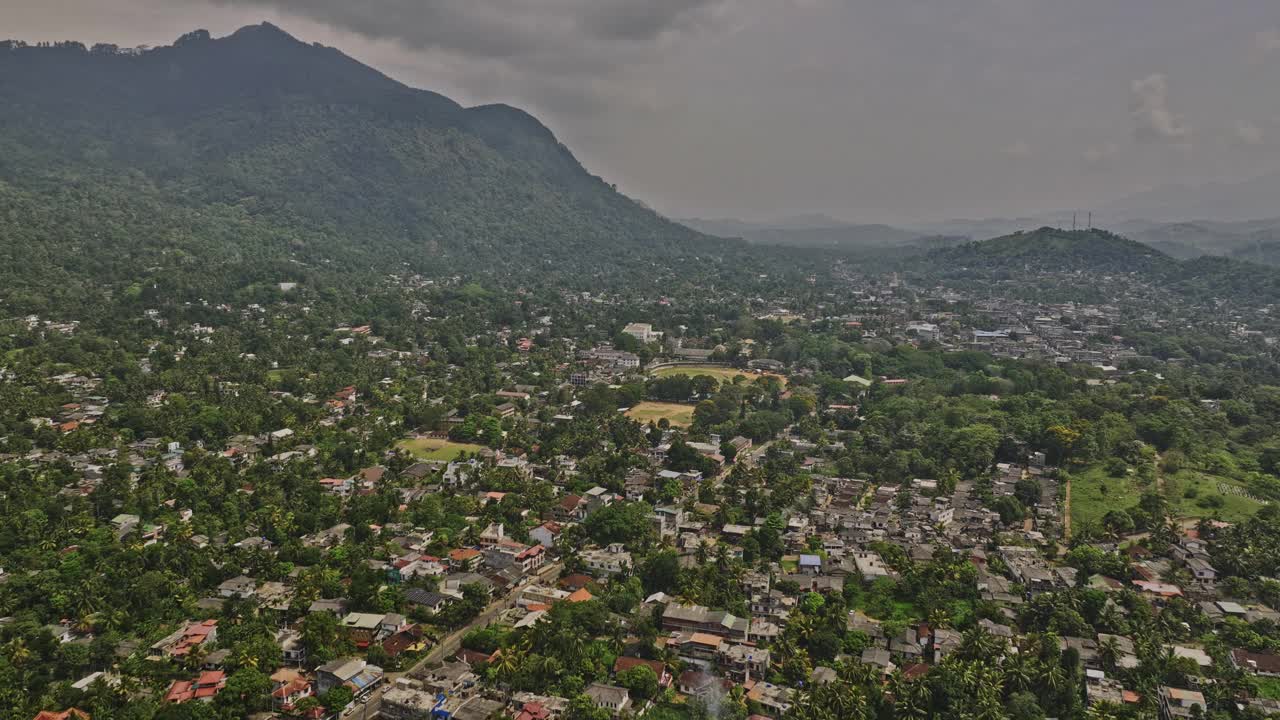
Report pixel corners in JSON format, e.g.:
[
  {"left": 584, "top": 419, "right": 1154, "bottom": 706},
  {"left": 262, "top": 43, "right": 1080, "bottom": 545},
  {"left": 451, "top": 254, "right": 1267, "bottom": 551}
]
[{"left": 0, "top": 25, "right": 718, "bottom": 312}]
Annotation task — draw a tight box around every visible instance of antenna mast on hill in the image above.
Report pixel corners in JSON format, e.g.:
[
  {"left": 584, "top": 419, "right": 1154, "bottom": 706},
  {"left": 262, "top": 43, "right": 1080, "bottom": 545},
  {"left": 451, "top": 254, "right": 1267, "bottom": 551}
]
[
  {"left": 1088, "top": 212, "right": 1093, "bottom": 230},
  {"left": 1072, "top": 213, "right": 1077, "bottom": 231}
]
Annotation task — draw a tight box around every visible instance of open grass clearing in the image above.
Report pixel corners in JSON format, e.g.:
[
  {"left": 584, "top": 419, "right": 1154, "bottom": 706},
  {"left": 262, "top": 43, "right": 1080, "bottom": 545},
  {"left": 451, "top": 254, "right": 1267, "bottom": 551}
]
[
  {"left": 1163, "top": 469, "right": 1266, "bottom": 524},
  {"left": 398, "top": 436, "right": 486, "bottom": 461},
  {"left": 1069, "top": 464, "right": 1147, "bottom": 529}
]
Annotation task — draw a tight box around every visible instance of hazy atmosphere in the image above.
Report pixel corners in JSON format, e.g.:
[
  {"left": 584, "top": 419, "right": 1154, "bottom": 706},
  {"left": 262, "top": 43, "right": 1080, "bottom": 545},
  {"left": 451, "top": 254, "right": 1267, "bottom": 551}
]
[
  {"left": 14, "top": 2, "right": 1280, "bottom": 719},
  {"left": 8, "top": 0, "right": 1280, "bottom": 223}
]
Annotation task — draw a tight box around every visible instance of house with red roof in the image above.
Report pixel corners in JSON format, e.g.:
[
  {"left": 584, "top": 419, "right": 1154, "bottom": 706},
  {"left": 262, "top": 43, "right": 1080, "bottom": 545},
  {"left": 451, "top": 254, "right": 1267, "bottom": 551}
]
[
  {"left": 164, "top": 670, "right": 226, "bottom": 703},
  {"left": 613, "top": 656, "right": 672, "bottom": 687},
  {"left": 270, "top": 668, "right": 313, "bottom": 711},
  {"left": 515, "top": 701, "right": 552, "bottom": 720},
  {"left": 530, "top": 521, "right": 563, "bottom": 548},
  {"left": 515, "top": 544, "right": 547, "bottom": 573},
  {"left": 447, "top": 548, "right": 482, "bottom": 571},
  {"left": 150, "top": 619, "right": 218, "bottom": 659},
  {"left": 33, "top": 710, "right": 89, "bottom": 720},
  {"left": 553, "top": 495, "right": 588, "bottom": 522}
]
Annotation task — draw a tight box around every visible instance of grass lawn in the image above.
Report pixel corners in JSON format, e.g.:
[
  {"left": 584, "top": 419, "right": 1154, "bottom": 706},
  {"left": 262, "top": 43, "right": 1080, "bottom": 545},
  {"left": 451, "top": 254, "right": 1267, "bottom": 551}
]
[
  {"left": 646, "top": 706, "right": 694, "bottom": 720},
  {"left": 650, "top": 364, "right": 787, "bottom": 387},
  {"left": 1070, "top": 464, "right": 1147, "bottom": 529},
  {"left": 1255, "top": 677, "right": 1280, "bottom": 700},
  {"left": 1163, "top": 469, "right": 1266, "bottom": 524},
  {"left": 625, "top": 401, "right": 696, "bottom": 427},
  {"left": 397, "top": 436, "right": 486, "bottom": 461}
]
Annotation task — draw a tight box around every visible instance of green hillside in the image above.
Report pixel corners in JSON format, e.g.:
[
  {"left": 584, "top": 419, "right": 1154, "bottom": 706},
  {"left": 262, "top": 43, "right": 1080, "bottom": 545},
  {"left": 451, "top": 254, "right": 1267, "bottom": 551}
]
[
  {"left": 928, "top": 227, "right": 1175, "bottom": 274},
  {"left": 0, "top": 25, "right": 715, "bottom": 312}
]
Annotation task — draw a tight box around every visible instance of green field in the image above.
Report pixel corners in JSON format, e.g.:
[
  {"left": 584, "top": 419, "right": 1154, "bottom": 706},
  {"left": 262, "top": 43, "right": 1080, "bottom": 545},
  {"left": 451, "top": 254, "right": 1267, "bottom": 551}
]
[
  {"left": 1071, "top": 463, "right": 1269, "bottom": 528},
  {"left": 625, "top": 401, "right": 696, "bottom": 427},
  {"left": 645, "top": 706, "right": 694, "bottom": 720},
  {"left": 1254, "top": 676, "right": 1280, "bottom": 700},
  {"left": 398, "top": 437, "right": 486, "bottom": 461},
  {"left": 650, "top": 364, "right": 787, "bottom": 386},
  {"left": 1163, "top": 469, "right": 1266, "bottom": 523},
  {"left": 1069, "top": 464, "right": 1147, "bottom": 529}
]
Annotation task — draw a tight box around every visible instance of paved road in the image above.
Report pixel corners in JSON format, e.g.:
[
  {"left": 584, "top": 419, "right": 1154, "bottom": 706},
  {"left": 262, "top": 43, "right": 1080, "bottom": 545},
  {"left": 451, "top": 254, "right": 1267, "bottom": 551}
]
[{"left": 741, "top": 440, "right": 775, "bottom": 467}]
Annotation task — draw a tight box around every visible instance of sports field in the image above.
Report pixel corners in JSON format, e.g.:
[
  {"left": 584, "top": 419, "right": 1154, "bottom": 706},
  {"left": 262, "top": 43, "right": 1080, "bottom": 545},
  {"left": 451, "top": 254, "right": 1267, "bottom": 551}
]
[
  {"left": 625, "top": 402, "right": 696, "bottom": 427},
  {"left": 649, "top": 364, "right": 786, "bottom": 386}
]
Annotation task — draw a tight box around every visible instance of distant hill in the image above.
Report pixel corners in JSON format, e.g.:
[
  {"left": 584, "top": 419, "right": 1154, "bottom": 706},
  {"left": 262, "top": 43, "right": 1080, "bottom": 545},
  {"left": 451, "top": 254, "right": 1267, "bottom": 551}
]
[
  {"left": 680, "top": 216, "right": 958, "bottom": 251},
  {"left": 1112, "top": 219, "right": 1280, "bottom": 265},
  {"left": 0, "top": 24, "right": 712, "bottom": 309},
  {"left": 926, "top": 227, "right": 1175, "bottom": 274},
  {"left": 902, "top": 216, "right": 1066, "bottom": 241},
  {"left": 1095, "top": 172, "right": 1280, "bottom": 223},
  {"left": 913, "top": 226, "right": 1280, "bottom": 306}
]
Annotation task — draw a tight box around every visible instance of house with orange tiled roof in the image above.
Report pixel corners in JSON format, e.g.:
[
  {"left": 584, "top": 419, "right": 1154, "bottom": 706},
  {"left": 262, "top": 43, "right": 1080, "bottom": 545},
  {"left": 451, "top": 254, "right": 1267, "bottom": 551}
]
[
  {"left": 567, "top": 588, "right": 594, "bottom": 603},
  {"left": 270, "top": 668, "right": 313, "bottom": 711},
  {"left": 447, "top": 548, "right": 482, "bottom": 571},
  {"left": 613, "top": 656, "right": 672, "bottom": 687},
  {"left": 164, "top": 670, "right": 226, "bottom": 703},
  {"left": 530, "top": 521, "right": 563, "bottom": 548},
  {"left": 150, "top": 619, "right": 217, "bottom": 659},
  {"left": 33, "top": 710, "right": 89, "bottom": 720}
]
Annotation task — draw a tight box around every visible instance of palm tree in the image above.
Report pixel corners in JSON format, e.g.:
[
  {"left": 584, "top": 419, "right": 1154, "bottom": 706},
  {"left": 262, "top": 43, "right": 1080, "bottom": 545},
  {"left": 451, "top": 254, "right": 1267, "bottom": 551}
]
[
  {"left": 1003, "top": 654, "right": 1035, "bottom": 692},
  {"left": 1041, "top": 664, "right": 1066, "bottom": 695},
  {"left": 790, "top": 614, "right": 816, "bottom": 643},
  {"left": 926, "top": 607, "right": 951, "bottom": 630},
  {"left": 1098, "top": 636, "right": 1121, "bottom": 671},
  {"left": 1085, "top": 701, "right": 1121, "bottom": 720},
  {"left": 492, "top": 648, "right": 520, "bottom": 681},
  {"left": 74, "top": 614, "right": 96, "bottom": 636},
  {"left": 5, "top": 637, "right": 31, "bottom": 666},
  {"left": 101, "top": 609, "right": 127, "bottom": 634},
  {"left": 960, "top": 626, "right": 999, "bottom": 660},
  {"left": 184, "top": 643, "right": 209, "bottom": 672}
]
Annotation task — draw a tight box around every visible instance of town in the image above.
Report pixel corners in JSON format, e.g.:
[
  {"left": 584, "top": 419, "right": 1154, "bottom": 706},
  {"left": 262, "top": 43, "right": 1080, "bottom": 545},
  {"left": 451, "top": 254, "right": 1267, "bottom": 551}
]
[{"left": 6, "top": 256, "right": 1280, "bottom": 720}]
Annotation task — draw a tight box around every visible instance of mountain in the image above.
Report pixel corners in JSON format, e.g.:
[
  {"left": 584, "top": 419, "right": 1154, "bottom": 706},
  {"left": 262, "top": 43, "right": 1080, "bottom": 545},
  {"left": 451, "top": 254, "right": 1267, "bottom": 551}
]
[
  {"left": 0, "top": 24, "right": 711, "bottom": 310},
  {"left": 680, "top": 215, "right": 967, "bottom": 254},
  {"left": 1095, "top": 172, "right": 1280, "bottom": 223},
  {"left": 1111, "top": 219, "right": 1280, "bottom": 265},
  {"left": 680, "top": 216, "right": 946, "bottom": 250},
  {"left": 903, "top": 216, "right": 1066, "bottom": 240},
  {"left": 925, "top": 227, "right": 1175, "bottom": 274},
  {"left": 910, "top": 226, "right": 1280, "bottom": 306}
]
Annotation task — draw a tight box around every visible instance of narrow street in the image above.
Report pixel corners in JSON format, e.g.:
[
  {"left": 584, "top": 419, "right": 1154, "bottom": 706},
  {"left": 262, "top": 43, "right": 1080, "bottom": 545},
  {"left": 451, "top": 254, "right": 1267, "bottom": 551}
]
[
  {"left": 406, "top": 560, "right": 564, "bottom": 675},
  {"left": 347, "top": 559, "right": 563, "bottom": 718}
]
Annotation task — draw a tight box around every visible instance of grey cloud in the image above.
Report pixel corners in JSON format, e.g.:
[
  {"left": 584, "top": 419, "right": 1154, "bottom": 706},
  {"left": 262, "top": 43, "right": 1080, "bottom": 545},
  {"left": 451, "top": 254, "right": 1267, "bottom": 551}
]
[
  {"left": 208, "top": 0, "right": 738, "bottom": 81},
  {"left": 10, "top": 0, "right": 1280, "bottom": 223},
  {"left": 1253, "top": 28, "right": 1280, "bottom": 62},
  {"left": 1001, "top": 140, "right": 1031, "bottom": 158},
  {"left": 1131, "top": 73, "right": 1188, "bottom": 143},
  {"left": 1235, "top": 122, "right": 1264, "bottom": 146},
  {"left": 578, "top": 0, "right": 732, "bottom": 40}
]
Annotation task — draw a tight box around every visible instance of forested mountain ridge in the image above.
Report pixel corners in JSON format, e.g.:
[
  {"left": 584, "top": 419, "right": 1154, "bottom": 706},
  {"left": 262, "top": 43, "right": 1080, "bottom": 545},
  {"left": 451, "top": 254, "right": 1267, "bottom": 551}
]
[{"left": 0, "top": 24, "right": 713, "bottom": 312}]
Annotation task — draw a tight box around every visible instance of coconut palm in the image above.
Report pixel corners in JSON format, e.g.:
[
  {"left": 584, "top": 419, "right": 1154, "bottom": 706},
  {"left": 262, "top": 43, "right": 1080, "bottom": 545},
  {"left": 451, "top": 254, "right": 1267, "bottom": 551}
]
[
  {"left": 5, "top": 637, "right": 31, "bottom": 666},
  {"left": 1003, "top": 654, "right": 1035, "bottom": 692},
  {"left": 1098, "top": 636, "right": 1121, "bottom": 671}
]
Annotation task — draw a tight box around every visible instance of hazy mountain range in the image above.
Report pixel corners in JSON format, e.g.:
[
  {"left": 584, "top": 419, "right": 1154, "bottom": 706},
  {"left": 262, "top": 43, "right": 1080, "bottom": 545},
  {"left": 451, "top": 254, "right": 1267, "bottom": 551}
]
[{"left": 688, "top": 207, "right": 1280, "bottom": 266}]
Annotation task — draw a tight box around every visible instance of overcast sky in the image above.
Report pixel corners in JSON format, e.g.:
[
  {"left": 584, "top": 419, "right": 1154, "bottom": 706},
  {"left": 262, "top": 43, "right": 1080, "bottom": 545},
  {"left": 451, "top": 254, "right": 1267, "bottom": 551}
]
[{"left": 7, "top": 0, "right": 1280, "bottom": 223}]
